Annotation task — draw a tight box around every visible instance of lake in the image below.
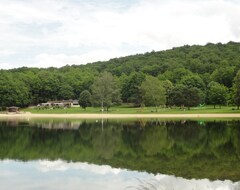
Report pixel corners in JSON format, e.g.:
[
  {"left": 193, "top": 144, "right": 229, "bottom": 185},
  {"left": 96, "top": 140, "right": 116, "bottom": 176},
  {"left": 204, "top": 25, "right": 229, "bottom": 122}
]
[{"left": 0, "top": 118, "right": 240, "bottom": 190}]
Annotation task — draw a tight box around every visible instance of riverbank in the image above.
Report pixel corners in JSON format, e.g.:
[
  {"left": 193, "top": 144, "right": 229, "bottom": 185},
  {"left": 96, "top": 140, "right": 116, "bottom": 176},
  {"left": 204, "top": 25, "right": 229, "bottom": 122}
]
[
  {"left": 22, "top": 106, "right": 240, "bottom": 115},
  {"left": 1, "top": 113, "right": 240, "bottom": 119}
]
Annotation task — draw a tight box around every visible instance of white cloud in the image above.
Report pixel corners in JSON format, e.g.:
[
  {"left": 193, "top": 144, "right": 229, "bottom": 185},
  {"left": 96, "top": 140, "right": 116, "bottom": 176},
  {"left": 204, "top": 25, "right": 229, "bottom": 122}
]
[
  {"left": 34, "top": 50, "right": 125, "bottom": 68},
  {"left": 37, "top": 160, "right": 121, "bottom": 175},
  {"left": 0, "top": 63, "right": 14, "bottom": 70},
  {"left": 1, "top": 159, "right": 239, "bottom": 190},
  {"left": 0, "top": 50, "right": 15, "bottom": 56},
  {"left": 0, "top": 0, "right": 240, "bottom": 69}
]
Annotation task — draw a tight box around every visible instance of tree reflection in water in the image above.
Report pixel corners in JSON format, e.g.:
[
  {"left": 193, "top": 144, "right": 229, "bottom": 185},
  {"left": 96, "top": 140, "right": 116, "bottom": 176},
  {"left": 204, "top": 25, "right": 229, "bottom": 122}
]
[{"left": 0, "top": 118, "right": 240, "bottom": 181}]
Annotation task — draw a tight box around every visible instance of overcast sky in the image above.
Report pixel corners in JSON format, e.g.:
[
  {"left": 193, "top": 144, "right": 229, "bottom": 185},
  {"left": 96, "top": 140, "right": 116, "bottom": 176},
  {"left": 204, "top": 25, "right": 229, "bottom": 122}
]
[{"left": 0, "top": 0, "right": 240, "bottom": 69}]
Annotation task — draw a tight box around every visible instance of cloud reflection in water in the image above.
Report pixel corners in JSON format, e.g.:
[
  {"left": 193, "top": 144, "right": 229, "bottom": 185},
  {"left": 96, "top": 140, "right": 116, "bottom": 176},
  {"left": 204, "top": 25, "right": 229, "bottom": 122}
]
[{"left": 0, "top": 160, "right": 239, "bottom": 190}]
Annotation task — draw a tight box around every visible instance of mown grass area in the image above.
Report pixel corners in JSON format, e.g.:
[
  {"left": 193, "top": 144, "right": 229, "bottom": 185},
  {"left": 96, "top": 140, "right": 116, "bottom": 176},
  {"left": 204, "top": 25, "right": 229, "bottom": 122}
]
[{"left": 22, "top": 105, "right": 240, "bottom": 114}]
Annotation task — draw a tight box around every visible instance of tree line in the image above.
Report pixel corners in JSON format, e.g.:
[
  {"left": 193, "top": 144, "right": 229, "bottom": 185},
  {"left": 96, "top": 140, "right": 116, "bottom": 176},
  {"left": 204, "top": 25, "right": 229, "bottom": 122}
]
[{"left": 0, "top": 41, "right": 240, "bottom": 110}]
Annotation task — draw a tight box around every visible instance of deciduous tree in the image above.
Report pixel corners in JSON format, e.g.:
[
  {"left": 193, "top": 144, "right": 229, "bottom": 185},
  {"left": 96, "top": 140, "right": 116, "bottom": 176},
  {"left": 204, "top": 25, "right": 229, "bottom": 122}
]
[
  {"left": 141, "top": 76, "right": 166, "bottom": 111},
  {"left": 79, "top": 90, "right": 91, "bottom": 110},
  {"left": 169, "top": 85, "right": 202, "bottom": 110},
  {"left": 233, "top": 70, "right": 240, "bottom": 109},
  {"left": 207, "top": 81, "right": 228, "bottom": 108},
  {"left": 91, "top": 72, "right": 122, "bottom": 111}
]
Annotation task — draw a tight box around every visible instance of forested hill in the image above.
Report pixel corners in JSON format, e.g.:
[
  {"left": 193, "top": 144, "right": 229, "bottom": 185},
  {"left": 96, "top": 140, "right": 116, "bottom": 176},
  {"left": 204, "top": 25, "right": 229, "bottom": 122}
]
[
  {"left": 88, "top": 41, "right": 240, "bottom": 77},
  {"left": 1, "top": 41, "right": 240, "bottom": 107}
]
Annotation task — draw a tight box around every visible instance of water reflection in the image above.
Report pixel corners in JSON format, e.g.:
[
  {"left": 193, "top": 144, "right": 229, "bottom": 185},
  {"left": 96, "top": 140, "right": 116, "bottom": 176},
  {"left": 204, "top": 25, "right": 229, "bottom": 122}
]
[
  {"left": 0, "top": 160, "right": 239, "bottom": 190},
  {"left": 0, "top": 118, "right": 240, "bottom": 182}
]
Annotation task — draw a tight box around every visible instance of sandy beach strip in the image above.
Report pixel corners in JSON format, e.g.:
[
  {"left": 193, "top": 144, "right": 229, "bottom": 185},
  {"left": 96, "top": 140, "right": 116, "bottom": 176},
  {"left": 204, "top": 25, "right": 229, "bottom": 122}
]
[{"left": 0, "top": 113, "right": 240, "bottom": 119}]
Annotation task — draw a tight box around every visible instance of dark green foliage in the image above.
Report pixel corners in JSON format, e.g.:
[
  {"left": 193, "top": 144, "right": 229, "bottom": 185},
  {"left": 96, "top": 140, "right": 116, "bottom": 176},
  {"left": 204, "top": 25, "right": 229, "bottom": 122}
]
[
  {"left": 58, "top": 83, "right": 74, "bottom": 100},
  {"left": 169, "top": 85, "right": 202, "bottom": 109},
  {"left": 161, "top": 80, "right": 174, "bottom": 106},
  {"left": 180, "top": 74, "right": 205, "bottom": 91},
  {"left": 185, "top": 87, "right": 203, "bottom": 109},
  {"left": 79, "top": 90, "right": 91, "bottom": 109},
  {"left": 121, "top": 72, "right": 145, "bottom": 106},
  {"left": 233, "top": 70, "right": 240, "bottom": 109},
  {"left": 0, "top": 72, "right": 31, "bottom": 107},
  {"left": 37, "top": 71, "right": 60, "bottom": 102},
  {"left": 207, "top": 81, "right": 228, "bottom": 108},
  {"left": 1, "top": 42, "right": 240, "bottom": 107},
  {"left": 211, "top": 66, "right": 236, "bottom": 87},
  {"left": 168, "top": 85, "right": 186, "bottom": 107},
  {"left": 158, "top": 68, "right": 193, "bottom": 83}
]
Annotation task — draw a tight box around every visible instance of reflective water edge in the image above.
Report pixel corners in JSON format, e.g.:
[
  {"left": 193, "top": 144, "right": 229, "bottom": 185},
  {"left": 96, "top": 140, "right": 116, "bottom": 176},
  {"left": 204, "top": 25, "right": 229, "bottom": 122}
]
[{"left": 0, "top": 118, "right": 240, "bottom": 189}]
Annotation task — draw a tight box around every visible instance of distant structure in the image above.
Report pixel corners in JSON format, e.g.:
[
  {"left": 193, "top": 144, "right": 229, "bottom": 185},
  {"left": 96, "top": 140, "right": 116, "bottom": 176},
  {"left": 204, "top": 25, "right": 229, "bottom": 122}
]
[
  {"left": 37, "top": 100, "right": 79, "bottom": 108},
  {"left": 7, "top": 106, "right": 19, "bottom": 113}
]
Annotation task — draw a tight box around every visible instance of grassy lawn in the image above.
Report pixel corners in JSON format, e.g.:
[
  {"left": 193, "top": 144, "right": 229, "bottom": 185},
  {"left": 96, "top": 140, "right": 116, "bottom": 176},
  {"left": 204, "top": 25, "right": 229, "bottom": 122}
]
[{"left": 22, "top": 105, "right": 240, "bottom": 114}]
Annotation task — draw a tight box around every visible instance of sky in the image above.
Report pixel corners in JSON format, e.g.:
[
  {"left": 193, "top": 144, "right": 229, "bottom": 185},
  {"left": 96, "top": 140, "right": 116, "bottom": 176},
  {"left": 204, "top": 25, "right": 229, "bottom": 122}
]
[{"left": 0, "top": 0, "right": 240, "bottom": 69}]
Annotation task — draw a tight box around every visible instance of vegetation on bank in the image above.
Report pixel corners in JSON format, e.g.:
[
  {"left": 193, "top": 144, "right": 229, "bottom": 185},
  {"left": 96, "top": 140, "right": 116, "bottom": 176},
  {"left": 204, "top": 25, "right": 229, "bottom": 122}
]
[
  {"left": 1, "top": 42, "right": 240, "bottom": 110},
  {"left": 23, "top": 105, "right": 240, "bottom": 114}
]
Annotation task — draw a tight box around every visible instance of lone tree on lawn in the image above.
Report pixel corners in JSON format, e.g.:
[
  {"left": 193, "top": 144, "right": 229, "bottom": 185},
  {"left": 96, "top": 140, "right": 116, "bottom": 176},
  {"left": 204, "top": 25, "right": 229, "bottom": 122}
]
[
  {"left": 207, "top": 81, "right": 228, "bottom": 109},
  {"left": 141, "top": 76, "right": 166, "bottom": 112},
  {"left": 233, "top": 70, "right": 240, "bottom": 110},
  {"left": 79, "top": 90, "right": 91, "bottom": 110},
  {"left": 91, "top": 72, "right": 122, "bottom": 111}
]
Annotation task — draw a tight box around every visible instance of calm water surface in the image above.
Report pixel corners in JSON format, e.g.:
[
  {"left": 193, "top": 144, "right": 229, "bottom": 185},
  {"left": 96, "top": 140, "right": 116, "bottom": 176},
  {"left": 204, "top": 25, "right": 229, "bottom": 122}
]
[{"left": 0, "top": 118, "right": 240, "bottom": 190}]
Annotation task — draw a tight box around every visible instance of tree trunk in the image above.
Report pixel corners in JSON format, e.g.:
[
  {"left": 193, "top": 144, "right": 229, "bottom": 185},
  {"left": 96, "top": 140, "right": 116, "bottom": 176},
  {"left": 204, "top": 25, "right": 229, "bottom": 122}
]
[
  {"left": 155, "top": 105, "right": 158, "bottom": 112},
  {"left": 101, "top": 101, "right": 103, "bottom": 112}
]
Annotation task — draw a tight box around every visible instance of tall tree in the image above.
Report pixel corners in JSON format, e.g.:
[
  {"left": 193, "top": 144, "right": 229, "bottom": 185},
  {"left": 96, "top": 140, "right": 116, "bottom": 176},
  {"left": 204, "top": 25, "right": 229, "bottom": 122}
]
[
  {"left": 79, "top": 90, "right": 91, "bottom": 110},
  {"left": 0, "top": 72, "right": 30, "bottom": 107},
  {"left": 207, "top": 82, "right": 228, "bottom": 108},
  {"left": 180, "top": 74, "right": 205, "bottom": 91},
  {"left": 233, "top": 70, "right": 240, "bottom": 110},
  {"left": 37, "top": 71, "right": 60, "bottom": 102},
  {"left": 211, "top": 66, "right": 236, "bottom": 88},
  {"left": 158, "top": 68, "right": 193, "bottom": 83},
  {"left": 91, "top": 72, "right": 122, "bottom": 111},
  {"left": 121, "top": 72, "right": 145, "bottom": 106},
  {"left": 180, "top": 74, "right": 206, "bottom": 103},
  {"left": 141, "top": 76, "right": 166, "bottom": 111},
  {"left": 161, "top": 80, "right": 174, "bottom": 107},
  {"left": 58, "top": 83, "right": 74, "bottom": 100},
  {"left": 169, "top": 85, "right": 202, "bottom": 110}
]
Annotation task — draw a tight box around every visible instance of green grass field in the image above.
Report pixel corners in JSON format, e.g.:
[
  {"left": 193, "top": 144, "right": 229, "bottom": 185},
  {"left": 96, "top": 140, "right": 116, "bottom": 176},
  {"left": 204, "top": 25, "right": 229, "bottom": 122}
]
[{"left": 23, "top": 105, "right": 240, "bottom": 114}]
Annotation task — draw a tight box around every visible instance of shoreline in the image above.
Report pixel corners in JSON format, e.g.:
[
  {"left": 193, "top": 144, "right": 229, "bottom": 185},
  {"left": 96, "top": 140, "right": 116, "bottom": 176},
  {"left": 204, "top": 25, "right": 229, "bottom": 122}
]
[{"left": 0, "top": 113, "right": 240, "bottom": 119}]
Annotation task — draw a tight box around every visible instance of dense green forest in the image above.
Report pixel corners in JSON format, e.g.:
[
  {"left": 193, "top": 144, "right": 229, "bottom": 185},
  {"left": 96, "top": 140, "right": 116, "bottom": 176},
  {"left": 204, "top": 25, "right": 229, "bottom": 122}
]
[
  {"left": 1, "top": 41, "right": 240, "bottom": 109},
  {"left": 0, "top": 119, "right": 240, "bottom": 181}
]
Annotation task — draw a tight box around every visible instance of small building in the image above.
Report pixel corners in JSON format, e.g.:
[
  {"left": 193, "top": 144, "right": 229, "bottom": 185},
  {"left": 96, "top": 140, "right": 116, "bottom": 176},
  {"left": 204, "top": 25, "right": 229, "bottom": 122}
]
[
  {"left": 38, "top": 99, "right": 80, "bottom": 109},
  {"left": 53, "top": 103, "right": 64, "bottom": 108},
  {"left": 40, "top": 103, "right": 52, "bottom": 107},
  {"left": 72, "top": 100, "right": 79, "bottom": 107},
  {"left": 7, "top": 106, "right": 19, "bottom": 113},
  {"left": 62, "top": 100, "right": 73, "bottom": 108}
]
